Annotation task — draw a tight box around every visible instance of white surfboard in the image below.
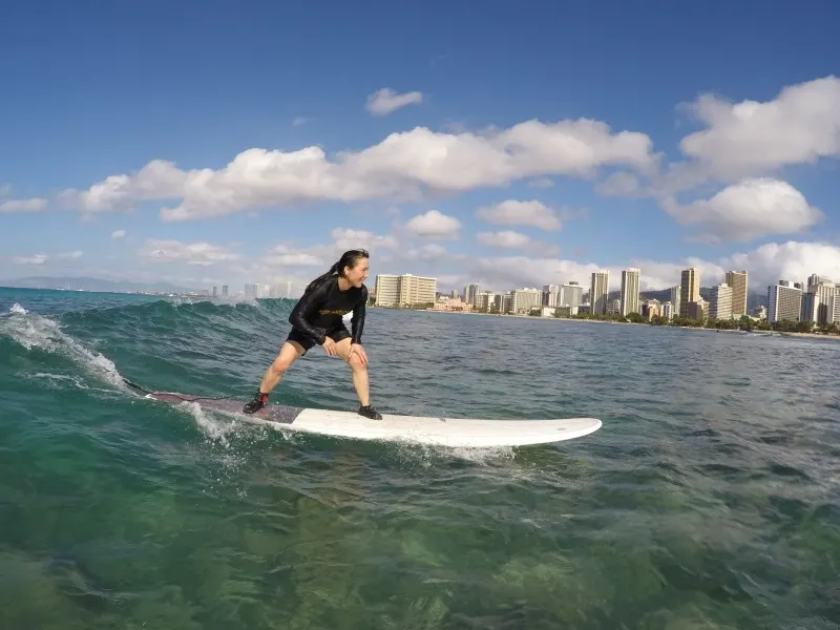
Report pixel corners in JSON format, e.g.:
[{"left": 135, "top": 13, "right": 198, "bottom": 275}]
[{"left": 144, "top": 391, "right": 601, "bottom": 448}]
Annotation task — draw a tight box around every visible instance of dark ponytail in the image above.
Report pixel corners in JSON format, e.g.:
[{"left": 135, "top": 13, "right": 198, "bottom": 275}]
[{"left": 304, "top": 249, "right": 369, "bottom": 294}]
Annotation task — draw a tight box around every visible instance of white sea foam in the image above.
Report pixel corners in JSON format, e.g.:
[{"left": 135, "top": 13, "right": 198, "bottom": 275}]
[
  {"left": 0, "top": 310, "right": 125, "bottom": 388},
  {"left": 178, "top": 401, "right": 236, "bottom": 446}
]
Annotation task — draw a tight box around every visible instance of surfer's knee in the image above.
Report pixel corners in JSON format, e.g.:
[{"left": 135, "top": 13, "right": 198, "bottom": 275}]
[
  {"left": 347, "top": 352, "right": 366, "bottom": 371},
  {"left": 271, "top": 342, "right": 301, "bottom": 373}
]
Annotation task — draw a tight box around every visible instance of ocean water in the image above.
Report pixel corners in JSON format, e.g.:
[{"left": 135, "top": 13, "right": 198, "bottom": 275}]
[{"left": 1, "top": 286, "right": 839, "bottom": 630}]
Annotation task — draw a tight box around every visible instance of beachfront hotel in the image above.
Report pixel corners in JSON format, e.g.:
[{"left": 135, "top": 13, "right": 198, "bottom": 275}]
[
  {"left": 620, "top": 268, "right": 640, "bottom": 316},
  {"left": 374, "top": 273, "right": 437, "bottom": 307}
]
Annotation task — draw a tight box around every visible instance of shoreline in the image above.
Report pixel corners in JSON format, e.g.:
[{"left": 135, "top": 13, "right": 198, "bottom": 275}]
[{"left": 370, "top": 306, "right": 840, "bottom": 342}]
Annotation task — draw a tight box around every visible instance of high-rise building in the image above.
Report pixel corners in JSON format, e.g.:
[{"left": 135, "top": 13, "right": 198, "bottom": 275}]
[
  {"left": 709, "top": 283, "right": 733, "bottom": 320},
  {"left": 543, "top": 284, "right": 559, "bottom": 307},
  {"left": 680, "top": 268, "right": 700, "bottom": 317},
  {"left": 463, "top": 283, "right": 481, "bottom": 305},
  {"left": 800, "top": 292, "right": 819, "bottom": 323},
  {"left": 512, "top": 288, "right": 543, "bottom": 313},
  {"left": 620, "top": 268, "right": 640, "bottom": 316},
  {"left": 725, "top": 270, "right": 748, "bottom": 316},
  {"left": 669, "top": 285, "right": 681, "bottom": 317},
  {"left": 559, "top": 282, "right": 583, "bottom": 313},
  {"left": 590, "top": 270, "right": 610, "bottom": 315},
  {"left": 804, "top": 276, "right": 838, "bottom": 325},
  {"left": 222, "top": 285, "right": 229, "bottom": 297},
  {"left": 476, "top": 291, "right": 497, "bottom": 311},
  {"left": 375, "top": 273, "right": 437, "bottom": 306},
  {"left": 768, "top": 280, "right": 802, "bottom": 323}
]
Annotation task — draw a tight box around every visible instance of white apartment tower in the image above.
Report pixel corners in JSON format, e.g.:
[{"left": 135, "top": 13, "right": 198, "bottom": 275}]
[
  {"left": 725, "top": 270, "right": 748, "bottom": 316},
  {"left": 709, "top": 283, "right": 733, "bottom": 320},
  {"left": 375, "top": 273, "right": 437, "bottom": 307},
  {"left": 669, "top": 285, "right": 680, "bottom": 317},
  {"left": 590, "top": 270, "right": 610, "bottom": 315},
  {"left": 512, "top": 288, "right": 543, "bottom": 313},
  {"left": 768, "top": 280, "right": 802, "bottom": 323},
  {"left": 620, "top": 268, "right": 640, "bottom": 316}
]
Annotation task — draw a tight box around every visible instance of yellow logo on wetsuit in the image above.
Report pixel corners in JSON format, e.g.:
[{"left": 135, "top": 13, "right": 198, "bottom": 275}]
[{"left": 319, "top": 309, "right": 348, "bottom": 316}]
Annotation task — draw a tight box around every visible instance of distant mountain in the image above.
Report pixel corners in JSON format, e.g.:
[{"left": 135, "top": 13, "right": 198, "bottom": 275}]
[{"left": 2, "top": 276, "right": 200, "bottom": 294}]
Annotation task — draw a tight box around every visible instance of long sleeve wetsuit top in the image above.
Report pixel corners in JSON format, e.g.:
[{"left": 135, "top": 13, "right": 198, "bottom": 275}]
[{"left": 288, "top": 276, "right": 368, "bottom": 345}]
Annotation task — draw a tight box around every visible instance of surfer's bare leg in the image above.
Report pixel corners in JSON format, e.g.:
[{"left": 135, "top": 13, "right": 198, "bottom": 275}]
[
  {"left": 243, "top": 341, "right": 303, "bottom": 414},
  {"left": 335, "top": 338, "right": 381, "bottom": 419},
  {"left": 261, "top": 341, "right": 303, "bottom": 392}
]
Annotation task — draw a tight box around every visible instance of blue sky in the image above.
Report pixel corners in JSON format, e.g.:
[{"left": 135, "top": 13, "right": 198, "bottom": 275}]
[{"left": 1, "top": 0, "right": 839, "bottom": 295}]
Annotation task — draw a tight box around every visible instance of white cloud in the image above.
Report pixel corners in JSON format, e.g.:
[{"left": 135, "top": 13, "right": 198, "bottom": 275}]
[
  {"left": 139, "top": 239, "right": 241, "bottom": 266},
  {"left": 261, "top": 227, "right": 400, "bottom": 271},
  {"left": 677, "top": 75, "right": 840, "bottom": 180},
  {"left": 292, "top": 116, "right": 311, "bottom": 127},
  {"left": 366, "top": 87, "right": 424, "bottom": 116},
  {"left": 404, "top": 209, "right": 461, "bottom": 238},
  {"left": 460, "top": 240, "right": 840, "bottom": 297},
  {"left": 403, "top": 243, "right": 449, "bottom": 261},
  {"left": 111, "top": 229, "right": 127, "bottom": 239},
  {"left": 265, "top": 245, "right": 325, "bottom": 267},
  {"left": 12, "top": 254, "right": 48, "bottom": 265},
  {"left": 721, "top": 241, "right": 840, "bottom": 289},
  {"left": 596, "top": 171, "right": 644, "bottom": 197},
  {"left": 475, "top": 200, "right": 569, "bottom": 231},
  {"left": 528, "top": 177, "right": 554, "bottom": 188},
  {"left": 661, "top": 178, "right": 823, "bottom": 243},
  {"left": 329, "top": 227, "right": 399, "bottom": 252},
  {"left": 8, "top": 251, "right": 82, "bottom": 266},
  {"left": 476, "top": 230, "right": 532, "bottom": 249},
  {"left": 58, "top": 117, "right": 655, "bottom": 221},
  {"left": 0, "top": 198, "right": 48, "bottom": 213}
]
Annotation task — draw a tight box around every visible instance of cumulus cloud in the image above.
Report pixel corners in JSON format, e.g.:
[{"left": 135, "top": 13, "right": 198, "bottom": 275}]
[
  {"left": 0, "top": 198, "right": 48, "bottom": 213},
  {"left": 9, "top": 251, "right": 82, "bottom": 266},
  {"left": 261, "top": 227, "right": 399, "bottom": 270},
  {"left": 459, "top": 239, "right": 840, "bottom": 296},
  {"left": 404, "top": 209, "right": 461, "bottom": 238},
  {"left": 111, "top": 229, "right": 127, "bottom": 239},
  {"left": 678, "top": 75, "right": 840, "bottom": 179},
  {"left": 475, "top": 200, "right": 585, "bottom": 232},
  {"left": 139, "top": 239, "right": 241, "bottom": 266},
  {"left": 476, "top": 230, "right": 532, "bottom": 249},
  {"left": 12, "top": 254, "right": 48, "bottom": 265},
  {"left": 366, "top": 87, "right": 424, "bottom": 116},
  {"left": 721, "top": 241, "right": 840, "bottom": 288},
  {"left": 661, "top": 178, "right": 823, "bottom": 243},
  {"left": 58, "top": 117, "right": 655, "bottom": 221}
]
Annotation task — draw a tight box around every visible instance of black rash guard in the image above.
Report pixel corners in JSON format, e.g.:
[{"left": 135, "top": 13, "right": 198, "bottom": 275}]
[{"left": 288, "top": 276, "right": 368, "bottom": 346}]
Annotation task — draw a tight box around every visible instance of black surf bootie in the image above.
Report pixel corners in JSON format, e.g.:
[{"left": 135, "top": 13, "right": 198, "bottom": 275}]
[
  {"left": 358, "top": 404, "right": 382, "bottom": 420},
  {"left": 243, "top": 391, "right": 268, "bottom": 414}
]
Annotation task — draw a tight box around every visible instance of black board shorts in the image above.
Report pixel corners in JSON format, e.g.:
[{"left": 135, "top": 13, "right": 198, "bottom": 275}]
[{"left": 285, "top": 325, "right": 351, "bottom": 354}]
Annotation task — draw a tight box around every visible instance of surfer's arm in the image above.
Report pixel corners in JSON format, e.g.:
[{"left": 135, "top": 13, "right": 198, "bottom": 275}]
[
  {"left": 351, "top": 287, "right": 368, "bottom": 344},
  {"left": 289, "top": 284, "right": 328, "bottom": 344}
]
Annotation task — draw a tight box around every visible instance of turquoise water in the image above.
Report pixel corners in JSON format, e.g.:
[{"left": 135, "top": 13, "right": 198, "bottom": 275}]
[{"left": 1, "top": 286, "right": 839, "bottom": 629}]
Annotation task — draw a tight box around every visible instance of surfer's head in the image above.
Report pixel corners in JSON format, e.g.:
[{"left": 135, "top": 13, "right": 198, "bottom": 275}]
[
  {"left": 333, "top": 249, "right": 369, "bottom": 288},
  {"left": 305, "top": 249, "right": 369, "bottom": 294}
]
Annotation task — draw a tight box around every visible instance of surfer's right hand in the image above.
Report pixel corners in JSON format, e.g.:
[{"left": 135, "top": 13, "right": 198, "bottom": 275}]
[{"left": 321, "top": 336, "right": 337, "bottom": 356}]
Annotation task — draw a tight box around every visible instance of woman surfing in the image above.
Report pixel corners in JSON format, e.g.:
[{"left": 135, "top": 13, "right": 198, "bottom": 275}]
[{"left": 242, "top": 249, "right": 382, "bottom": 420}]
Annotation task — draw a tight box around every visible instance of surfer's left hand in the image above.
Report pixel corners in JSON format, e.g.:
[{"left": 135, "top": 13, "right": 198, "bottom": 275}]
[{"left": 350, "top": 343, "right": 368, "bottom": 366}]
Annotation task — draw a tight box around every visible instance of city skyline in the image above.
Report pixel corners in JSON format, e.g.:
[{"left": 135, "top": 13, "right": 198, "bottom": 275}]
[{"left": 1, "top": 4, "right": 839, "bottom": 299}]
